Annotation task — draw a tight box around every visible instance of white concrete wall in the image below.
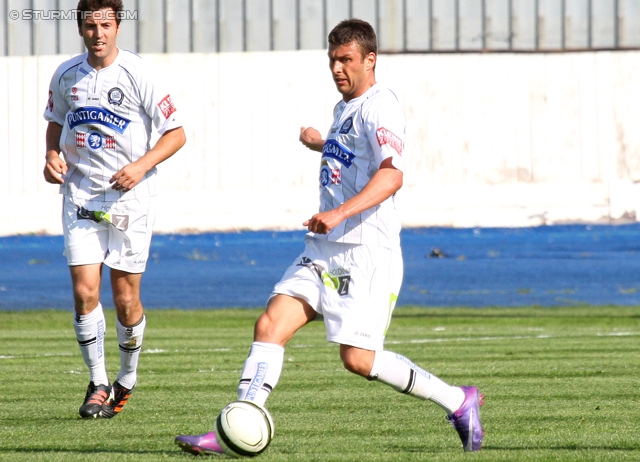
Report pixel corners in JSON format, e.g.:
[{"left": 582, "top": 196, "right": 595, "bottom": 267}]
[{"left": 2, "top": 49, "right": 640, "bottom": 236}]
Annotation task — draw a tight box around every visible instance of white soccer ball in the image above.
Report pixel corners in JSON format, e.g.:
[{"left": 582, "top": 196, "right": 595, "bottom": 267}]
[{"left": 215, "top": 401, "right": 274, "bottom": 458}]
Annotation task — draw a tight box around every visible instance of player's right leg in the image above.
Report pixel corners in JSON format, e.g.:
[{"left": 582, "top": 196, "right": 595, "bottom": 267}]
[
  {"left": 237, "top": 294, "right": 317, "bottom": 406},
  {"left": 70, "top": 264, "right": 111, "bottom": 418},
  {"left": 176, "top": 296, "right": 315, "bottom": 455},
  {"left": 236, "top": 244, "right": 321, "bottom": 407},
  {"left": 176, "top": 250, "right": 320, "bottom": 455},
  {"left": 64, "top": 197, "right": 112, "bottom": 418}
]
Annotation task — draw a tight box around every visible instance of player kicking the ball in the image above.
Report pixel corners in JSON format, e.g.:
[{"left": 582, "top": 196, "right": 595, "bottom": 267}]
[
  {"left": 176, "top": 19, "right": 482, "bottom": 454},
  {"left": 43, "top": 0, "right": 185, "bottom": 419}
]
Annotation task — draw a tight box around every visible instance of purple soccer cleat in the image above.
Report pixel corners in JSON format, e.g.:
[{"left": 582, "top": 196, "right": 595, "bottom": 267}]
[
  {"left": 447, "top": 386, "right": 484, "bottom": 452},
  {"left": 175, "top": 431, "right": 225, "bottom": 456}
]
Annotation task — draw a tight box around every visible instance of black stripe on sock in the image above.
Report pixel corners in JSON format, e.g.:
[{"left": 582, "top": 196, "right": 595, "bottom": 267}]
[
  {"left": 78, "top": 337, "right": 96, "bottom": 346},
  {"left": 119, "top": 344, "right": 142, "bottom": 353},
  {"left": 402, "top": 369, "right": 416, "bottom": 394}
]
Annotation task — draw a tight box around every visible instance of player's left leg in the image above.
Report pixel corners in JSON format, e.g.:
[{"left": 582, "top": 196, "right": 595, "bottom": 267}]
[
  {"left": 99, "top": 198, "right": 153, "bottom": 418},
  {"left": 363, "top": 347, "right": 484, "bottom": 451},
  {"left": 101, "top": 269, "right": 145, "bottom": 418},
  {"left": 331, "top": 244, "right": 484, "bottom": 452}
]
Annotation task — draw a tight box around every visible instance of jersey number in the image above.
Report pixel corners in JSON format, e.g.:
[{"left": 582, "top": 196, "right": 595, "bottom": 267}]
[{"left": 337, "top": 276, "right": 351, "bottom": 296}]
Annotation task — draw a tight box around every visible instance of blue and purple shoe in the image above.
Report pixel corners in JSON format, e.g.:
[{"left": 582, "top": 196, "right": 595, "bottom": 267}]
[
  {"left": 175, "top": 431, "right": 225, "bottom": 456},
  {"left": 447, "top": 386, "right": 484, "bottom": 452}
]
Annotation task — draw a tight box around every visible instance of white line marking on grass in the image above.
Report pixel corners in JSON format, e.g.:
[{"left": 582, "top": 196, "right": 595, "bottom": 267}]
[
  {"left": 597, "top": 332, "right": 635, "bottom": 337},
  {"left": 386, "top": 331, "right": 640, "bottom": 345},
  {"left": 1, "top": 352, "right": 74, "bottom": 359}
]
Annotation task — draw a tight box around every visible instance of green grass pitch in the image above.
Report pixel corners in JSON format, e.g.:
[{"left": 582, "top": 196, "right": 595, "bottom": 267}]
[{"left": 1, "top": 306, "right": 639, "bottom": 461}]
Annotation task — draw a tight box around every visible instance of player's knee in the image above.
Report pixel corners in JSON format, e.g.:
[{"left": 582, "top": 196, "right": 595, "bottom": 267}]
[
  {"left": 254, "top": 312, "right": 270, "bottom": 335},
  {"left": 254, "top": 312, "right": 282, "bottom": 343},
  {"left": 113, "top": 291, "right": 140, "bottom": 316},
  {"left": 340, "top": 347, "right": 374, "bottom": 378},
  {"left": 72, "top": 284, "right": 100, "bottom": 312}
]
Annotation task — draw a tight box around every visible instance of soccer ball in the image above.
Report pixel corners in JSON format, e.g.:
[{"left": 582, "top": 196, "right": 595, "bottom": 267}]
[{"left": 215, "top": 401, "right": 274, "bottom": 458}]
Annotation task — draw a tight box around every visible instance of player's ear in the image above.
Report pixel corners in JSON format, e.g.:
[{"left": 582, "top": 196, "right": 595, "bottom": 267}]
[{"left": 365, "top": 52, "right": 376, "bottom": 72}]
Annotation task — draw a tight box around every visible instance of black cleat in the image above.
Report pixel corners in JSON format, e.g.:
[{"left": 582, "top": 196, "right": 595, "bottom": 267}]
[
  {"left": 79, "top": 382, "right": 111, "bottom": 418},
  {"left": 100, "top": 381, "right": 134, "bottom": 418}
]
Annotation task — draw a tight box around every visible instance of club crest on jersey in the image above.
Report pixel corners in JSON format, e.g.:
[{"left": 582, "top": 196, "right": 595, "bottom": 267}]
[
  {"left": 158, "top": 94, "right": 176, "bottom": 119},
  {"left": 339, "top": 117, "right": 353, "bottom": 134},
  {"left": 108, "top": 87, "right": 124, "bottom": 105},
  {"left": 376, "top": 127, "right": 403, "bottom": 155},
  {"left": 76, "top": 130, "right": 115, "bottom": 152},
  {"left": 322, "top": 139, "right": 354, "bottom": 168},
  {"left": 67, "top": 106, "right": 131, "bottom": 133}
]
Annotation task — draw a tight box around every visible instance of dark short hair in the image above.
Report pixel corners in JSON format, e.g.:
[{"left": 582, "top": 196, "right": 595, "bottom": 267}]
[
  {"left": 328, "top": 19, "right": 378, "bottom": 57},
  {"left": 77, "top": 0, "right": 124, "bottom": 28}
]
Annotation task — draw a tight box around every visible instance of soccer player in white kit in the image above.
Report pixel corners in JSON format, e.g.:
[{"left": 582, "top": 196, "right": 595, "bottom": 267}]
[
  {"left": 43, "top": 0, "right": 185, "bottom": 419},
  {"left": 176, "top": 19, "right": 483, "bottom": 454}
]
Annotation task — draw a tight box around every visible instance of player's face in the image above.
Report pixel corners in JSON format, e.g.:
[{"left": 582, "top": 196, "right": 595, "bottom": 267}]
[
  {"left": 79, "top": 8, "right": 120, "bottom": 70},
  {"left": 328, "top": 41, "right": 376, "bottom": 102}
]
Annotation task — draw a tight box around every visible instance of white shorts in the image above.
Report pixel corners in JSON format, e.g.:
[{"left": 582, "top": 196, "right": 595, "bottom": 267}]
[
  {"left": 272, "top": 237, "right": 403, "bottom": 351},
  {"left": 62, "top": 195, "right": 155, "bottom": 273}
]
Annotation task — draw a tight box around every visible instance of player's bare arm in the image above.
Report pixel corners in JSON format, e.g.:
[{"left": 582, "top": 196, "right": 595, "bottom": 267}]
[
  {"left": 304, "top": 157, "right": 402, "bottom": 234},
  {"left": 299, "top": 126, "right": 324, "bottom": 152},
  {"left": 110, "top": 126, "right": 186, "bottom": 191},
  {"left": 43, "top": 122, "right": 67, "bottom": 184}
]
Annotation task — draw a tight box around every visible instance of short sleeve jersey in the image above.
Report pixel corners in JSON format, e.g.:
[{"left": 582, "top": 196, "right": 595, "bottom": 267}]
[
  {"left": 44, "top": 48, "right": 181, "bottom": 201},
  {"left": 310, "top": 83, "right": 405, "bottom": 250}
]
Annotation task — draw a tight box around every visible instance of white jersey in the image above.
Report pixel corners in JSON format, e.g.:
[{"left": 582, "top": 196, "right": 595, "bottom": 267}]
[
  {"left": 44, "top": 48, "right": 181, "bottom": 201},
  {"left": 311, "top": 83, "right": 405, "bottom": 250}
]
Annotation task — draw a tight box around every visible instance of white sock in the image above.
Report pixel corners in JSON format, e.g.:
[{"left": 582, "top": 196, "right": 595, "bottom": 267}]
[
  {"left": 115, "top": 315, "right": 145, "bottom": 389},
  {"left": 369, "top": 350, "right": 465, "bottom": 414},
  {"left": 73, "top": 303, "right": 109, "bottom": 385},
  {"left": 237, "top": 341, "right": 285, "bottom": 407}
]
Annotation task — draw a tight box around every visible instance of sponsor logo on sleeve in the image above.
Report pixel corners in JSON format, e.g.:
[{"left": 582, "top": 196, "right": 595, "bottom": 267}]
[
  {"left": 47, "top": 90, "right": 53, "bottom": 112},
  {"left": 158, "top": 94, "right": 176, "bottom": 119},
  {"left": 322, "top": 139, "right": 355, "bottom": 168},
  {"left": 376, "top": 127, "right": 403, "bottom": 156},
  {"left": 67, "top": 106, "right": 131, "bottom": 133}
]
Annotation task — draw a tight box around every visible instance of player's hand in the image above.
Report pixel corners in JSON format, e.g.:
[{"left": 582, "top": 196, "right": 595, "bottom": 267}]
[
  {"left": 299, "top": 126, "right": 324, "bottom": 152},
  {"left": 43, "top": 155, "right": 67, "bottom": 184},
  {"left": 110, "top": 161, "right": 146, "bottom": 191},
  {"left": 303, "top": 209, "right": 345, "bottom": 234}
]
